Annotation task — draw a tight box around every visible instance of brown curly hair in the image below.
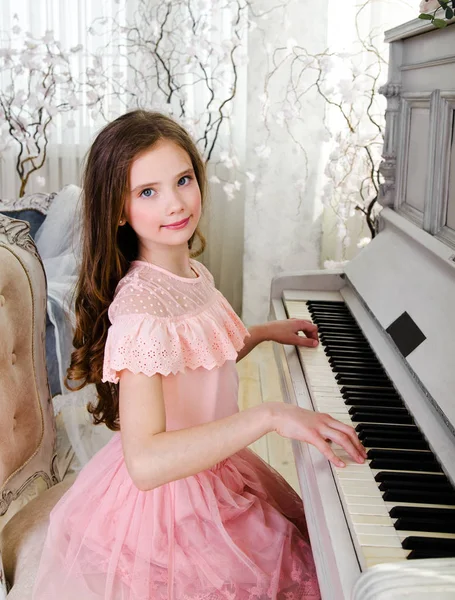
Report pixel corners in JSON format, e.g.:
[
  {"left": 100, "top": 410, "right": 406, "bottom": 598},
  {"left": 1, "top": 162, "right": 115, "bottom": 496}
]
[{"left": 66, "top": 110, "right": 207, "bottom": 431}]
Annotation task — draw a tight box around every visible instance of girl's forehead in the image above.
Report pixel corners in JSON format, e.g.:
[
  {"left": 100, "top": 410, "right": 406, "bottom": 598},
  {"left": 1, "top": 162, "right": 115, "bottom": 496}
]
[
  {"left": 129, "top": 140, "right": 193, "bottom": 188},
  {"left": 133, "top": 139, "right": 190, "bottom": 164}
]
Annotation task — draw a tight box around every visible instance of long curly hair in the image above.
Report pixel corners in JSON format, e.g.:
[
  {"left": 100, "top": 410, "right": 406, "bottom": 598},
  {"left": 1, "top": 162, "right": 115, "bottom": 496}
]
[{"left": 66, "top": 110, "right": 207, "bottom": 431}]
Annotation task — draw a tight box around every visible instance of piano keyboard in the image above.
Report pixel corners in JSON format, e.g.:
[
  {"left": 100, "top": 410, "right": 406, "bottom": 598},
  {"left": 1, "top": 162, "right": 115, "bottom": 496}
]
[{"left": 284, "top": 298, "right": 455, "bottom": 570}]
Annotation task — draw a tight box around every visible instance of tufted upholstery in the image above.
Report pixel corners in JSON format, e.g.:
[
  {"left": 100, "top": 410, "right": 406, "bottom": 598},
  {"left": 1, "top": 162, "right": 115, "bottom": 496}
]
[{"left": 0, "top": 214, "right": 73, "bottom": 597}]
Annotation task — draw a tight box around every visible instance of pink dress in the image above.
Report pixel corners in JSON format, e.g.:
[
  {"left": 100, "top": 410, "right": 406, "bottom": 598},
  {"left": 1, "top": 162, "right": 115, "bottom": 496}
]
[{"left": 33, "top": 259, "right": 320, "bottom": 600}]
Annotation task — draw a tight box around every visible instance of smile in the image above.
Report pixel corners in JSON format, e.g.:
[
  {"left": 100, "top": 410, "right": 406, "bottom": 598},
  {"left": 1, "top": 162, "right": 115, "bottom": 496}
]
[{"left": 163, "top": 217, "right": 190, "bottom": 230}]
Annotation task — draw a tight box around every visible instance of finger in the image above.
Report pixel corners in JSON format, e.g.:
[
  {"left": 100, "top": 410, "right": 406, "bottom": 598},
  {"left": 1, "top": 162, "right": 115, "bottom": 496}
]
[
  {"left": 309, "top": 435, "right": 346, "bottom": 468},
  {"left": 322, "top": 428, "right": 365, "bottom": 463},
  {"left": 293, "top": 319, "right": 318, "bottom": 334},
  {"left": 324, "top": 417, "right": 367, "bottom": 457},
  {"left": 296, "top": 337, "right": 319, "bottom": 348}
]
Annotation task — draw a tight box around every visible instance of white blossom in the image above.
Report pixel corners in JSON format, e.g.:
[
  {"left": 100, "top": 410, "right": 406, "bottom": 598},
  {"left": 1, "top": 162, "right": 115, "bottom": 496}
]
[
  {"left": 255, "top": 144, "right": 271, "bottom": 159},
  {"left": 357, "top": 237, "right": 371, "bottom": 248},
  {"left": 324, "top": 259, "right": 348, "bottom": 270},
  {"left": 246, "top": 171, "right": 255, "bottom": 182},
  {"left": 219, "top": 151, "right": 235, "bottom": 169},
  {"left": 223, "top": 182, "right": 235, "bottom": 200},
  {"left": 209, "top": 175, "right": 221, "bottom": 184}
]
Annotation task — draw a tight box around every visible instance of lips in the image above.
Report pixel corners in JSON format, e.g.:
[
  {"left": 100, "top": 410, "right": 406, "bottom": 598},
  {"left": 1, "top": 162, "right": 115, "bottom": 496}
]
[{"left": 163, "top": 217, "right": 190, "bottom": 228}]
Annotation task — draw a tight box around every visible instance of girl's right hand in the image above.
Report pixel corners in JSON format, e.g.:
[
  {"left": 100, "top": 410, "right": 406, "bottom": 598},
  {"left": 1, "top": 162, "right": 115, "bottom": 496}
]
[{"left": 269, "top": 403, "right": 367, "bottom": 468}]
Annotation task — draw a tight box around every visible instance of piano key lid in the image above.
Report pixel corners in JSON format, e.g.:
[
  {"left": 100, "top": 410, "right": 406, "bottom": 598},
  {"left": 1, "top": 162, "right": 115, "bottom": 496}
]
[{"left": 344, "top": 206, "right": 455, "bottom": 434}]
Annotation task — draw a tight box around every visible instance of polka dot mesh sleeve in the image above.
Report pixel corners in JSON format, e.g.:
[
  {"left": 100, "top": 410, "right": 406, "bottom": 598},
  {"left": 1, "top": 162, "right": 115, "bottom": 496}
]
[{"left": 102, "top": 260, "right": 250, "bottom": 382}]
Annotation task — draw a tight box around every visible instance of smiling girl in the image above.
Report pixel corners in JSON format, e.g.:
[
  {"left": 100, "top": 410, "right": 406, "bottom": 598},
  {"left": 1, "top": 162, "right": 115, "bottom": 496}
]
[{"left": 33, "top": 110, "right": 366, "bottom": 600}]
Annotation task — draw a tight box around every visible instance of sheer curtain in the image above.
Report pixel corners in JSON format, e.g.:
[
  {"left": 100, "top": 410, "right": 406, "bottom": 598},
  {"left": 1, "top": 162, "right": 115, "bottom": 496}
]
[
  {"left": 0, "top": 0, "right": 247, "bottom": 314},
  {"left": 0, "top": 0, "right": 418, "bottom": 324}
]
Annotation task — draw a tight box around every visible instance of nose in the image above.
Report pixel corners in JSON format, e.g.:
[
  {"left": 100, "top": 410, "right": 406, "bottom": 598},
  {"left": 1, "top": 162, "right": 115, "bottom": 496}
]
[{"left": 166, "top": 188, "right": 186, "bottom": 215}]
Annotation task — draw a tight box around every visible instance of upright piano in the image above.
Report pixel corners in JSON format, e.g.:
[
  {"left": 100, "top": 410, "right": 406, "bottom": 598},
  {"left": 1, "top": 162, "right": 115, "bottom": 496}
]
[{"left": 269, "top": 16, "right": 455, "bottom": 600}]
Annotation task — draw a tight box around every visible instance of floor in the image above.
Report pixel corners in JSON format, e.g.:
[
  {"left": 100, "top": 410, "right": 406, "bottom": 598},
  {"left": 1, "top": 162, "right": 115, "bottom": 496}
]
[{"left": 236, "top": 341, "right": 301, "bottom": 495}]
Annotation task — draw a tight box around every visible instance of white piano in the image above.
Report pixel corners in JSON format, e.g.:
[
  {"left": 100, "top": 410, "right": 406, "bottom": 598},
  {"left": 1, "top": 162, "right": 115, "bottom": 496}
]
[{"left": 269, "top": 16, "right": 455, "bottom": 600}]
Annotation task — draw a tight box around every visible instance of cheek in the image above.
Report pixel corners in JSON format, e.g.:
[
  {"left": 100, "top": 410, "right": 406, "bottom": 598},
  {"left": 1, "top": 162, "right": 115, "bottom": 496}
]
[
  {"left": 191, "top": 188, "right": 202, "bottom": 218},
  {"left": 127, "top": 202, "right": 161, "bottom": 230}
]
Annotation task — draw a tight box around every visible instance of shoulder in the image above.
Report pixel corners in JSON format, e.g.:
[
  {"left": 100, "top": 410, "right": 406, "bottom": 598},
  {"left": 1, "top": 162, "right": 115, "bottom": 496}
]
[{"left": 108, "top": 260, "right": 216, "bottom": 324}]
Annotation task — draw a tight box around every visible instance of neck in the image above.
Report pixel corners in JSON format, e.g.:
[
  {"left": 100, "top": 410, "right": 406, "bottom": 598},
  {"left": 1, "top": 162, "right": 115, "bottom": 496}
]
[{"left": 138, "top": 246, "right": 194, "bottom": 278}]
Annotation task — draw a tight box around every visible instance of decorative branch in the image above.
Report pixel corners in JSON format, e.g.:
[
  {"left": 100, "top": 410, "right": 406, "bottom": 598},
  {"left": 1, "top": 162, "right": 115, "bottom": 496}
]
[{"left": 0, "top": 16, "right": 90, "bottom": 196}]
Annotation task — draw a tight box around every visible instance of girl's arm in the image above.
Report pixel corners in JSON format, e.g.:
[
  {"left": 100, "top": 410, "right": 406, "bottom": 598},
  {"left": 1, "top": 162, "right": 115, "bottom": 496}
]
[
  {"left": 119, "top": 369, "right": 366, "bottom": 492},
  {"left": 236, "top": 319, "right": 320, "bottom": 362}
]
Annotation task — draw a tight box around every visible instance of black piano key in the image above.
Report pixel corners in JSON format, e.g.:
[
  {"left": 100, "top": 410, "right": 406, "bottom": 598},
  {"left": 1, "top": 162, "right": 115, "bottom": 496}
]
[
  {"left": 337, "top": 378, "right": 391, "bottom": 388},
  {"left": 318, "top": 338, "right": 371, "bottom": 352},
  {"left": 379, "top": 478, "right": 453, "bottom": 492},
  {"left": 346, "top": 398, "right": 404, "bottom": 408},
  {"left": 357, "top": 423, "right": 420, "bottom": 434},
  {"left": 321, "top": 332, "right": 368, "bottom": 339},
  {"left": 331, "top": 362, "right": 384, "bottom": 372},
  {"left": 326, "top": 348, "right": 376, "bottom": 356},
  {"left": 313, "top": 317, "right": 356, "bottom": 324},
  {"left": 359, "top": 430, "right": 424, "bottom": 444},
  {"left": 307, "top": 300, "right": 346, "bottom": 307},
  {"left": 345, "top": 389, "right": 401, "bottom": 400},
  {"left": 352, "top": 412, "right": 414, "bottom": 424},
  {"left": 330, "top": 356, "right": 383, "bottom": 365},
  {"left": 381, "top": 480, "right": 454, "bottom": 495},
  {"left": 407, "top": 549, "right": 455, "bottom": 559},
  {"left": 332, "top": 363, "right": 386, "bottom": 372},
  {"left": 318, "top": 326, "right": 363, "bottom": 334},
  {"left": 375, "top": 472, "right": 449, "bottom": 485},
  {"left": 349, "top": 406, "right": 409, "bottom": 417},
  {"left": 402, "top": 537, "right": 455, "bottom": 552},
  {"left": 337, "top": 375, "right": 393, "bottom": 390},
  {"left": 370, "top": 458, "right": 442, "bottom": 472},
  {"left": 382, "top": 489, "right": 455, "bottom": 504},
  {"left": 391, "top": 507, "right": 455, "bottom": 519},
  {"left": 367, "top": 449, "right": 436, "bottom": 462},
  {"left": 364, "top": 437, "right": 429, "bottom": 450},
  {"left": 396, "top": 518, "right": 455, "bottom": 534}
]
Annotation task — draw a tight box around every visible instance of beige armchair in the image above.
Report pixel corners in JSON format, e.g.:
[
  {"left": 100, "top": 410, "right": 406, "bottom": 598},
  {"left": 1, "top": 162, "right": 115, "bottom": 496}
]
[{"left": 0, "top": 215, "right": 77, "bottom": 599}]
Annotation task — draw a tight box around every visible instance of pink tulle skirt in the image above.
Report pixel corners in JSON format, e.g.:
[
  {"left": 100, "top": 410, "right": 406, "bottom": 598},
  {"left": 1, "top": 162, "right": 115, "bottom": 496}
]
[{"left": 33, "top": 434, "right": 320, "bottom": 600}]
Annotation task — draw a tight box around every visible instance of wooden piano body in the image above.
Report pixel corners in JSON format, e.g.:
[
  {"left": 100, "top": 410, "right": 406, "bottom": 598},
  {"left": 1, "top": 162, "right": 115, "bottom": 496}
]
[{"left": 270, "top": 16, "right": 455, "bottom": 600}]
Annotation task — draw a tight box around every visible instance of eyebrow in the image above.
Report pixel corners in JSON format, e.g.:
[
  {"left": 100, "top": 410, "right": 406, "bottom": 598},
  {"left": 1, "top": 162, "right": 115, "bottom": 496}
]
[{"left": 130, "top": 168, "right": 195, "bottom": 194}]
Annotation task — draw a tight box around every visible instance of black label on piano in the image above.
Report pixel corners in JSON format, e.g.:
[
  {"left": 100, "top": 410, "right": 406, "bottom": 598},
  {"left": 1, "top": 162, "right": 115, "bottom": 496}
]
[{"left": 386, "top": 311, "right": 426, "bottom": 358}]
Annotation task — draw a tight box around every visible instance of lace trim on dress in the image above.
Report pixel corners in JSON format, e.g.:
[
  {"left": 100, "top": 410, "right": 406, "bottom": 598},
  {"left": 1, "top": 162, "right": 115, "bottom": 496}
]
[{"left": 102, "top": 294, "right": 250, "bottom": 383}]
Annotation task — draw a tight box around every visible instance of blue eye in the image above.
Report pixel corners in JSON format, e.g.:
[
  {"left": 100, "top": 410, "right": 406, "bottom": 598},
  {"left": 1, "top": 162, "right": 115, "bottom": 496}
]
[
  {"left": 140, "top": 188, "right": 155, "bottom": 198},
  {"left": 178, "top": 175, "right": 191, "bottom": 186}
]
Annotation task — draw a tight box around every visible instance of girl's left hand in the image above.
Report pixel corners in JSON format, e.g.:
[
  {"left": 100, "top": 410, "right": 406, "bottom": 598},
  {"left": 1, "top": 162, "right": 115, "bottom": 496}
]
[{"left": 266, "top": 318, "right": 319, "bottom": 348}]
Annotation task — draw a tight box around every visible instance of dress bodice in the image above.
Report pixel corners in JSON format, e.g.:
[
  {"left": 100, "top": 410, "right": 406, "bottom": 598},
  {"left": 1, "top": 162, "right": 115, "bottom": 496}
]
[{"left": 102, "top": 259, "right": 250, "bottom": 429}]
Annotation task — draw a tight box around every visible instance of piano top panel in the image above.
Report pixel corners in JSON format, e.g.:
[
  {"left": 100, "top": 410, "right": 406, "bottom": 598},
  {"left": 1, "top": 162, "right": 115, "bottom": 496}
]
[{"left": 344, "top": 208, "right": 455, "bottom": 433}]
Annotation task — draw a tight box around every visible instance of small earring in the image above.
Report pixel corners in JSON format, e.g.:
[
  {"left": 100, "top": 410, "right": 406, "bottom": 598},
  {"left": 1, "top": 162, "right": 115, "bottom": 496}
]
[{"left": 119, "top": 219, "right": 125, "bottom": 225}]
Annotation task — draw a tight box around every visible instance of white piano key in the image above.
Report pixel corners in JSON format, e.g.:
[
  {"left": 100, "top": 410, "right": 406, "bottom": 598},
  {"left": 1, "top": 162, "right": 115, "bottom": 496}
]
[
  {"left": 364, "top": 556, "right": 407, "bottom": 568},
  {"left": 351, "top": 514, "right": 396, "bottom": 526},
  {"left": 337, "top": 469, "right": 375, "bottom": 481},
  {"left": 362, "top": 546, "right": 409, "bottom": 559},
  {"left": 318, "top": 404, "right": 350, "bottom": 414},
  {"left": 354, "top": 524, "right": 455, "bottom": 541},
  {"left": 339, "top": 481, "right": 384, "bottom": 496},
  {"left": 345, "top": 504, "right": 390, "bottom": 516},
  {"left": 357, "top": 534, "right": 403, "bottom": 548}
]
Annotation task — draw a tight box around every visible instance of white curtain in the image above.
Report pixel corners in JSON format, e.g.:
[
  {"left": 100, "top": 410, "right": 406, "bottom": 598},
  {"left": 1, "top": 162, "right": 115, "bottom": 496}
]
[
  {"left": 242, "top": 0, "right": 416, "bottom": 324},
  {"left": 0, "top": 0, "right": 418, "bottom": 322},
  {"left": 0, "top": 0, "right": 247, "bottom": 314}
]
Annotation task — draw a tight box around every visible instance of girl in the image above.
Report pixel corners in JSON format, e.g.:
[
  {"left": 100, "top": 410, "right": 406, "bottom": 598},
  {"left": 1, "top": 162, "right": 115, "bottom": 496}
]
[{"left": 33, "top": 110, "right": 366, "bottom": 600}]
